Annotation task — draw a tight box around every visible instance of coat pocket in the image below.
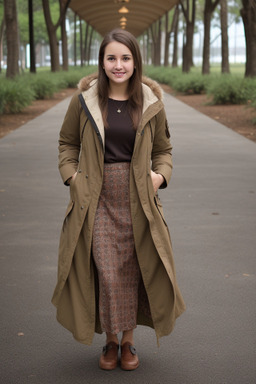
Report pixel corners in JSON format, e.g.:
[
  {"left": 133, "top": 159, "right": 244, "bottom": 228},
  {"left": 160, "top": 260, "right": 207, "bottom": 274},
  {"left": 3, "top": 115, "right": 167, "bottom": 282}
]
[
  {"left": 62, "top": 199, "right": 74, "bottom": 232},
  {"left": 154, "top": 195, "right": 167, "bottom": 226}
]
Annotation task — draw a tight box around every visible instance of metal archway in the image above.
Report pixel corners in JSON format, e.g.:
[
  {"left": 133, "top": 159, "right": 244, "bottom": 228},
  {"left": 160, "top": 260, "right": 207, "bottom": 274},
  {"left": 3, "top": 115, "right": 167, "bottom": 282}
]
[{"left": 68, "top": 0, "right": 179, "bottom": 37}]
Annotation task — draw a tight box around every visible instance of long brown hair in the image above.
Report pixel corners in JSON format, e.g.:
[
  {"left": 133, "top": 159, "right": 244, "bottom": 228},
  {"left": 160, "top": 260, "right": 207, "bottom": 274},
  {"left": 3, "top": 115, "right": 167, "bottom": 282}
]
[{"left": 98, "top": 28, "right": 143, "bottom": 129}]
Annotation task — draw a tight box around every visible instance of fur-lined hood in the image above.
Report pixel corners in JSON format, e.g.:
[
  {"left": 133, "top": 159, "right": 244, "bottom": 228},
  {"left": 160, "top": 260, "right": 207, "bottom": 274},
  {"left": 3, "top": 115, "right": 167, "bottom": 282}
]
[{"left": 77, "top": 73, "right": 164, "bottom": 102}]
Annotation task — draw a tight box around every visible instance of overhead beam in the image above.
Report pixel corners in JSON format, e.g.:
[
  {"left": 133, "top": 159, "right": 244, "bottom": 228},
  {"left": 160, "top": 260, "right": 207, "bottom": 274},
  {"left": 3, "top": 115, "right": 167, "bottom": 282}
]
[{"left": 68, "top": 0, "right": 179, "bottom": 37}]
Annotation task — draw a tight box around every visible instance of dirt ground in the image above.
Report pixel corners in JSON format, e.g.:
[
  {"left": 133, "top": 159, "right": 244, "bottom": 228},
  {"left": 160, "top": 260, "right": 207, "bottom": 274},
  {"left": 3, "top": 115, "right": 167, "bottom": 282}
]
[{"left": 0, "top": 85, "right": 255, "bottom": 143}]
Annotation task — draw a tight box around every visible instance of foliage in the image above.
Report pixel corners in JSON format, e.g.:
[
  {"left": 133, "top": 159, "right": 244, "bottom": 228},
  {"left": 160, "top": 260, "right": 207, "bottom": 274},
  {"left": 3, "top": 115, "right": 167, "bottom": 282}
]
[
  {"left": 144, "top": 66, "right": 208, "bottom": 94},
  {"left": 206, "top": 75, "right": 249, "bottom": 104},
  {"left": 144, "top": 65, "right": 256, "bottom": 108},
  {"left": 144, "top": 66, "right": 182, "bottom": 88},
  {"left": 17, "top": 0, "right": 61, "bottom": 45},
  {"left": 243, "top": 78, "right": 256, "bottom": 110},
  {"left": 171, "top": 73, "right": 209, "bottom": 94},
  {"left": 0, "top": 78, "right": 35, "bottom": 113},
  {"left": 24, "top": 75, "right": 58, "bottom": 99},
  {"left": 0, "top": 66, "right": 97, "bottom": 115}
]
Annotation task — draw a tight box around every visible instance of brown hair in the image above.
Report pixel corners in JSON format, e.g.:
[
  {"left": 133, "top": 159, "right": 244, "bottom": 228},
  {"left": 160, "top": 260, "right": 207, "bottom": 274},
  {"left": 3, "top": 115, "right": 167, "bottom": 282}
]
[{"left": 97, "top": 28, "right": 143, "bottom": 129}]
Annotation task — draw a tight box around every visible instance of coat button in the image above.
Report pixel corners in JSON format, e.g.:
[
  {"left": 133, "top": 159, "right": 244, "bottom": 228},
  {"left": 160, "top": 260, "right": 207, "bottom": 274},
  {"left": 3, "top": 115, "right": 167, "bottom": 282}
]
[
  {"left": 78, "top": 169, "right": 82, "bottom": 173},
  {"left": 81, "top": 206, "right": 84, "bottom": 210},
  {"left": 85, "top": 175, "right": 89, "bottom": 178}
]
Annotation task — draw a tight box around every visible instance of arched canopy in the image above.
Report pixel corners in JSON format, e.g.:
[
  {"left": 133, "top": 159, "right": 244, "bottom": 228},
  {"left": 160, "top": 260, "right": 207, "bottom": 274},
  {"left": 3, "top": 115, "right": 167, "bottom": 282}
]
[{"left": 68, "top": 0, "right": 179, "bottom": 37}]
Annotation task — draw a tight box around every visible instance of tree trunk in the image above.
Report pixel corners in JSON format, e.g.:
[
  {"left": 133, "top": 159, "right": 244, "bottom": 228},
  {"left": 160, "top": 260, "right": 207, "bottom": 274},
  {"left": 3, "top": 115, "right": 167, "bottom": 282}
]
[
  {"left": 150, "top": 24, "right": 156, "bottom": 65},
  {"left": 182, "top": 21, "right": 194, "bottom": 72},
  {"left": 0, "top": 17, "right": 5, "bottom": 73},
  {"left": 164, "top": 12, "right": 170, "bottom": 67},
  {"left": 79, "top": 18, "right": 84, "bottom": 66},
  {"left": 156, "top": 19, "right": 162, "bottom": 66},
  {"left": 84, "top": 22, "right": 89, "bottom": 64},
  {"left": 172, "top": 5, "right": 180, "bottom": 68},
  {"left": 42, "top": 0, "right": 70, "bottom": 72},
  {"left": 150, "top": 20, "right": 161, "bottom": 66},
  {"left": 202, "top": 0, "right": 220, "bottom": 74},
  {"left": 180, "top": 0, "right": 196, "bottom": 73},
  {"left": 87, "top": 27, "right": 94, "bottom": 65},
  {"left": 28, "top": 0, "right": 36, "bottom": 73},
  {"left": 60, "top": 0, "right": 68, "bottom": 70},
  {"left": 220, "top": 0, "right": 230, "bottom": 74},
  {"left": 4, "top": 0, "right": 19, "bottom": 78},
  {"left": 240, "top": 0, "right": 256, "bottom": 77},
  {"left": 61, "top": 17, "right": 68, "bottom": 70},
  {"left": 74, "top": 13, "right": 77, "bottom": 66},
  {"left": 42, "top": 0, "right": 60, "bottom": 72}
]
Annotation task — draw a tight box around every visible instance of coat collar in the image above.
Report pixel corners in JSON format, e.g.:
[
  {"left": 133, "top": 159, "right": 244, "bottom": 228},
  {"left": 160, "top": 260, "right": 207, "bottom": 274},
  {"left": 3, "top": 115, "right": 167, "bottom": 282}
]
[{"left": 78, "top": 74, "right": 164, "bottom": 145}]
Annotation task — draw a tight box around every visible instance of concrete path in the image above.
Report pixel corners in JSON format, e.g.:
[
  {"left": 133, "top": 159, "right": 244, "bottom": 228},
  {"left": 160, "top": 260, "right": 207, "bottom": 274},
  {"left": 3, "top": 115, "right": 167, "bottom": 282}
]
[{"left": 1, "top": 92, "right": 255, "bottom": 384}]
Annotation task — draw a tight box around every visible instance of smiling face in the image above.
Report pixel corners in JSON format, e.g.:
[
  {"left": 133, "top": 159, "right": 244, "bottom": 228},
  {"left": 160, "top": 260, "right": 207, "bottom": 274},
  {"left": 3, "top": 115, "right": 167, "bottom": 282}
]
[{"left": 103, "top": 41, "right": 135, "bottom": 89}]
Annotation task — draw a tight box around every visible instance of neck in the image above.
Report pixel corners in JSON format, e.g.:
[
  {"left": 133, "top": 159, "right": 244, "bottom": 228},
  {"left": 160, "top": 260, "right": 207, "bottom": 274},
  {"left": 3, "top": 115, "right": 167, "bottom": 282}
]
[{"left": 108, "top": 82, "right": 129, "bottom": 100}]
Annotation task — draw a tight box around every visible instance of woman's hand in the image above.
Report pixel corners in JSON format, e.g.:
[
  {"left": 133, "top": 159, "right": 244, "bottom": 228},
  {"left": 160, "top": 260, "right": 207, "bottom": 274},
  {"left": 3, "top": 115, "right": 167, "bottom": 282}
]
[
  {"left": 71, "top": 171, "right": 77, "bottom": 181},
  {"left": 151, "top": 170, "right": 164, "bottom": 194},
  {"left": 68, "top": 172, "right": 77, "bottom": 185}
]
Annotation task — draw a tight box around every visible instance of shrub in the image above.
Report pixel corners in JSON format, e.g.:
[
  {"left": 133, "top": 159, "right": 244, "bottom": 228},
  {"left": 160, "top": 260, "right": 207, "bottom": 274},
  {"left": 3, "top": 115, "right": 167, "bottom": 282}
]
[
  {"left": 0, "top": 79, "right": 35, "bottom": 114},
  {"left": 144, "top": 66, "right": 181, "bottom": 88},
  {"left": 0, "top": 86, "right": 4, "bottom": 114},
  {"left": 206, "top": 75, "right": 248, "bottom": 105},
  {"left": 24, "top": 75, "right": 57, "bottom": 99},
  {"left": 171, "top": 73, "right": 208, "bottom": 94},
  {"left": 243, "top": 78, "right": 256, "bottom": 107}
]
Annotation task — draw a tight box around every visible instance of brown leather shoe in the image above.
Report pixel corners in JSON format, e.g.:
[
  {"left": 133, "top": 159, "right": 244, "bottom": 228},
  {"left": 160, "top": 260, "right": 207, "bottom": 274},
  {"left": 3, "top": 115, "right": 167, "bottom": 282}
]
[
  {"left": 121, "top": 342, "right": 139, "bottom": 370},
  {"left": 99, "top": 341, "right": 119, "bottom": 370}
]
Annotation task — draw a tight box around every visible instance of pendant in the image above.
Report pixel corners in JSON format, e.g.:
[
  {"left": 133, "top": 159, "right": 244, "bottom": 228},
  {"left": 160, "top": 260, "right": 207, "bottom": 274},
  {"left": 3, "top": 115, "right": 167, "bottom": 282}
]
[{"left": 117, "top": 109, "right": 121, "bottom": 113}]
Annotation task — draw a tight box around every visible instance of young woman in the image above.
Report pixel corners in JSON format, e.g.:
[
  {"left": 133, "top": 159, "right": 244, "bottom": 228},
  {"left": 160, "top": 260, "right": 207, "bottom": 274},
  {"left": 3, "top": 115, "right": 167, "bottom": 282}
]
[{"left": 52, "top": 28, "right": 185, "bottom": 371}]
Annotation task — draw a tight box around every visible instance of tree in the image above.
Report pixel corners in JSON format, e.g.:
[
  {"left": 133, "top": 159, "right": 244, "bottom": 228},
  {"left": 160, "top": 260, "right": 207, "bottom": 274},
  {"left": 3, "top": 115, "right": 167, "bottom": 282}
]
[
  {"left": 180, "top": 0, "right": 196, "bottom": 73},
  {"left": 87, "top": 26, "right": 94, "bottom": 65},
  {"left": 220, "top": 0, "right": 230, "bottom": 74},
  {"left": 42, "top": 0, "right": 70, "bottom": 72},
  {"left": 240, "top": 0, "right": 256, "bottom": 77},
  {"left": 202, "top": 0, "right": 221, "bottom": 74},
  {"left": 60, "top": 0, "right": 68, "bottom": 70},
  {"left": 28, "top": 0, "right": 36, "bottom": 73},
  {"left": 150, "top": 19, "right": 162, "bottom": 66},
  {"left": 4, "top": 0, "right": 19, "bottom": 78},
  {"left": 0, "top": 1, "right": 5, "bottom": 73},
  {"left": 172, "top": 5, "right": 180, "bottom": 68}
]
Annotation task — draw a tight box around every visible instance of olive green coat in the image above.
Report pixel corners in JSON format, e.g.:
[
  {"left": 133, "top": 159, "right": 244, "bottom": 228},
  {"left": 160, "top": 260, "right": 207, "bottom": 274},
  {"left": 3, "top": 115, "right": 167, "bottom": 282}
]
[{"left": 52, "top": 74, "right": 185, "bottom": 345}]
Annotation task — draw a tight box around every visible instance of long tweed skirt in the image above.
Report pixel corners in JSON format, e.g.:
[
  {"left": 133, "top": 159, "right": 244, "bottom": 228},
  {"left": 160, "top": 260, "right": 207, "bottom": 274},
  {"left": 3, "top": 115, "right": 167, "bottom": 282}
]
[{"left": 92, "top": 162, "right": 141, "bottom": 335}]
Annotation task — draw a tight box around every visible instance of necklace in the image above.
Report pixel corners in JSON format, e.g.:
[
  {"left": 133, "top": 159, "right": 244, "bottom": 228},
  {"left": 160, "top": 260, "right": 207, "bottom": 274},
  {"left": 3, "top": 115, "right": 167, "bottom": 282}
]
[{"left": 110, "top": 98, "right": 127, "bottom": 113}]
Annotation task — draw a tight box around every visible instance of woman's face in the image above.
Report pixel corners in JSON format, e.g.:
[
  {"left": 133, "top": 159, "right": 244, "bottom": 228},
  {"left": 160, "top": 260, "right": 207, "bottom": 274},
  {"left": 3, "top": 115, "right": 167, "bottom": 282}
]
[{"left": 103, "top": 41, "right": 135, "bottom": 88}]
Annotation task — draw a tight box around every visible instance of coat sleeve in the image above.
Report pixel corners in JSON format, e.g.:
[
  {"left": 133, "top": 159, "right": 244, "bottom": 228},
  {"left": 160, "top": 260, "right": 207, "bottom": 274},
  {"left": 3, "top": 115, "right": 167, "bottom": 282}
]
[
  {"left": 151, "top": 107, "right": 173, "bottom": 189},
  {"left": 58, "top": 92, "right": 81, "bottom": 185}
]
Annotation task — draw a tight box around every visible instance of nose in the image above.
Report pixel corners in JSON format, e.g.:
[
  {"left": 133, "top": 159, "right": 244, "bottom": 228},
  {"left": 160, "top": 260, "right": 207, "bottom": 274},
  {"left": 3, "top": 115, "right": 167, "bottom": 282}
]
[{"left": 115, "top": 59, "right": 122, "bottom": 69}]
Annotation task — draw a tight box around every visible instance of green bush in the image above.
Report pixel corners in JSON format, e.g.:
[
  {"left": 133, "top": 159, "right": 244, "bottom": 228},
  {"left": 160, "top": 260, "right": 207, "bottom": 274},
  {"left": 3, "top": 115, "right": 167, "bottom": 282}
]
[
  {"left": 144, "top": 66, "right": 181, "bottom": 88},
  {"left": 0, "top": 66, "right": 98, "bottom": 115},
  {"left": 0, "top": 86, "right": 4, "bottom": 114},
  {"left": 206, "top": 75, "right": 248, "bottom": 105},
  {"left": 144, "top": 66, "right": 208, "bottom": 94},
  {"left": 0, "top": 79, "right": 35, "bottom": 113},
  {"left": 243, "top": 78, "right": 256, "bottom": 107},
  {"left": 171, "top": 73, "right": 208, "bottom": 94},
  {"left": 24, "top": 75, "right": 57, "bottom": 99}
]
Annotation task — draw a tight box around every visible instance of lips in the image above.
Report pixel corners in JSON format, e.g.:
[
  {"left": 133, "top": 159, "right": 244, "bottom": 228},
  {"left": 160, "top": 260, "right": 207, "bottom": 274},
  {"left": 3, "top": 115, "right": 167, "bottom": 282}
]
[{"left": 113, "top": 72, "right": 125, "bottom": 76}]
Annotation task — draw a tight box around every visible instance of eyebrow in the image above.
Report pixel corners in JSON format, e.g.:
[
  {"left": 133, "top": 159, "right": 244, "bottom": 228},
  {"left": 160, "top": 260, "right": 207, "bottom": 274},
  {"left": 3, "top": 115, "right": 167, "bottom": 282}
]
[{"left": 106, "top": 54, "right": 132, "bottom": 57}]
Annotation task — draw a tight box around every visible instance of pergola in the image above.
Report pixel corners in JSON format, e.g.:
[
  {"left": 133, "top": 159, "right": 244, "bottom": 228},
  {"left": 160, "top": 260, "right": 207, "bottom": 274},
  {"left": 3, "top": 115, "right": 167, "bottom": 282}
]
[{"left": 68, "top": 0, "right": 179, "bottom": 37}]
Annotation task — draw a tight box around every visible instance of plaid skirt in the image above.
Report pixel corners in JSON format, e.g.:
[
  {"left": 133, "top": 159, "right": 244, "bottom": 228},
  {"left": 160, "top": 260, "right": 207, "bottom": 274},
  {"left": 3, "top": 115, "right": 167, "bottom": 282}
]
[{"left": 92, "top": 162, "right": 141, "bottom": 334}]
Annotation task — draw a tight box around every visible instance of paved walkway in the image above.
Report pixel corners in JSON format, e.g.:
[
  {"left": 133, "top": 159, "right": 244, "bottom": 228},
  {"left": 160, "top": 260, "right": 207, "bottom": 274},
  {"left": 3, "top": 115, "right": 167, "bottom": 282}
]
[{"left": 1, "top": 93, "right": 255, "bottom": 384}]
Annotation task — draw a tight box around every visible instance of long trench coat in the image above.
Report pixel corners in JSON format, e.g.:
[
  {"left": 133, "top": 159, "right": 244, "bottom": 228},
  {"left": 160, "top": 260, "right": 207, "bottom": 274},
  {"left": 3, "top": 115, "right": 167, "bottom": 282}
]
[{"left": 52, "top": 74, "right": 185, "bottom": 345}]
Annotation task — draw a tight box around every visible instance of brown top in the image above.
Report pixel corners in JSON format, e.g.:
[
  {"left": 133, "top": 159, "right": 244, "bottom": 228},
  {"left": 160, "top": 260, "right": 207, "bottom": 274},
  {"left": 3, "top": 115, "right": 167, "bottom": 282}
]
[{"left": 104, "top": 98, "right": 136, "bottom": 163}]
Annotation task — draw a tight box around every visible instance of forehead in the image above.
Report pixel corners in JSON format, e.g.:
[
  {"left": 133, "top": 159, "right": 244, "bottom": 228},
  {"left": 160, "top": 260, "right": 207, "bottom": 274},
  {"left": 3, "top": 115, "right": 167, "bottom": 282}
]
[{"left": 104, "top": 41, "right": 132, "bottom": 56}]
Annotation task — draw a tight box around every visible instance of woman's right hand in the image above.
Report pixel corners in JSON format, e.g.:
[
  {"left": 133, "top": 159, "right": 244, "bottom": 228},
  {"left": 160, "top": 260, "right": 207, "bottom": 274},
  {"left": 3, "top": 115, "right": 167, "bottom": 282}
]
[
  {"left": 72, "top": 172, "right": 77, "bottom": 181},
  {"left": 68, "top": 172, "right": 77, "bottom": 185}
]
